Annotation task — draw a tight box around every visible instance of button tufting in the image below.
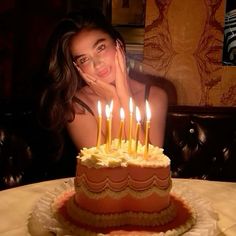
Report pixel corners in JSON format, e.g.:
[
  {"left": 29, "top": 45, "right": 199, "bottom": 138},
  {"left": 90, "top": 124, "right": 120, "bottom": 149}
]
[{"left": 189, "top": 128, "right": 195, "bottom": 133}]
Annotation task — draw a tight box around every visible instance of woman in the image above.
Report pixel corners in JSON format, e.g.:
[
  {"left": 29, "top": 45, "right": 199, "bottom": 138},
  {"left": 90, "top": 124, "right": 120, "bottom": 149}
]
[{"left": 40, "top": 8, "right": 168, "bottom": 151}]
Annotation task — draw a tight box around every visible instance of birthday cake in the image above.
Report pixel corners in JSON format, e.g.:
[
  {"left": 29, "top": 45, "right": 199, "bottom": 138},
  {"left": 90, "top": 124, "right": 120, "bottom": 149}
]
[{"left": 49, "top": 139, "right": 196, "bottom": 235}]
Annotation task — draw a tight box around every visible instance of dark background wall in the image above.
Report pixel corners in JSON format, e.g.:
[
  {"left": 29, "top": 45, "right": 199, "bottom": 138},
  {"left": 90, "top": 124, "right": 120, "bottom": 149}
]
[{"left": 0, "top": 0, "right": 104, "bottom": 102}]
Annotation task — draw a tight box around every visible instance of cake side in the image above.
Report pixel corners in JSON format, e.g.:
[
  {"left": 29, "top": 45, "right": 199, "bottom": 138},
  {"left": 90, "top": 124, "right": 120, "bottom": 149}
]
[{"left": 74, "top": 164, "right": 172, "bottom": 213}]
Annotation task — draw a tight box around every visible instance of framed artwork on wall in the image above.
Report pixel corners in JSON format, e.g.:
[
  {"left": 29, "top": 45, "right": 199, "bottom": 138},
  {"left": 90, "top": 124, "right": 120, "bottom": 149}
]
[
  {"left": 104, "top": 0, "right": 145, "bottom": 45},
  {"left": 111, "top": 0, "right": 145, "bottom": 26},
  {"left": 223, "top": 0, "right": 236, "bottom": 66}
]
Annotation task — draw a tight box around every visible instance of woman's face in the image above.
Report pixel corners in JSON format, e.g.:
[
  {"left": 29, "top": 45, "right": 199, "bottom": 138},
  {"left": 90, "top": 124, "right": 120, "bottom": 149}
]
[{"left": 70, "top": 28, "right": 116, "bottom": 84}]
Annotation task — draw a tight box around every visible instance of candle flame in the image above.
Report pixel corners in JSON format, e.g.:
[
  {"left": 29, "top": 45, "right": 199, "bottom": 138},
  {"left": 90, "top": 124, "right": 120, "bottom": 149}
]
[
  {"left": 128, "top": 97, "right": 133, "bottom": 153},
  {"left": 109, "top": 100, "right": 113, "bottom": 114},
  {"left": 146, "top": 100, "right": 151, "bottom": 121},
  {"left": 97, "top": 100, "right": 102, "bottom": 116},
  {"left": 129, "top": 97, "right": 133, "bottom": 113},
  {"left": 136, "top": 106, "right": 141, "bottom": 123},
  {"left": 105, "top": 104, "right": 110, "bottom": 119},
  {"left": 120, "top": 107, "right": 125, "bottom": 120}
]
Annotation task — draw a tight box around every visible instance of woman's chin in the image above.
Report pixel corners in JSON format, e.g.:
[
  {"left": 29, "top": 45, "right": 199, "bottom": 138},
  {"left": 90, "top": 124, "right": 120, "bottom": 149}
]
[{"left": 103, "top": 76, "right": 115, "bottom": 85}]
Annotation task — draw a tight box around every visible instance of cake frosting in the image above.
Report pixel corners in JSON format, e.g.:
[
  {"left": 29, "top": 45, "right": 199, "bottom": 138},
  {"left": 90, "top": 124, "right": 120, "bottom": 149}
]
[{"left": 78, "top": 139, "right": 170, "bottom": 168}]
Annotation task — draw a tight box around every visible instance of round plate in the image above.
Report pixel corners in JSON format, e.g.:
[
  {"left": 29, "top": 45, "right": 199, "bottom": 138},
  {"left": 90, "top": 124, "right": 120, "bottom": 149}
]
[{"left": 28, "top": 178, "right": 219, "bottom": 236}]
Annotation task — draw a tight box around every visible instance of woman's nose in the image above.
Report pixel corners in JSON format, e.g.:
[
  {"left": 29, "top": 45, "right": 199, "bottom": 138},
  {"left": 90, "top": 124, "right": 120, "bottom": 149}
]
[{"left": 92, "top": 57, "right": 103, "bottom": 68}]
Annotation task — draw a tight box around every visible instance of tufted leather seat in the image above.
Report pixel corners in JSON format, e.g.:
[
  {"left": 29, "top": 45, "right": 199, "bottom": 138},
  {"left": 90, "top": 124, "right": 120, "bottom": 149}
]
[
  {"left": 164, "top": 106, "right": 236, "bottom": 181},
  {"left": 0, "top": 101, "right": 33, "bottom": 189},
  {"left": 0, "top": 100, "right": 77, "bottom": 190},
  {"left": 0, "top": 128, "right": 32, "bottom": 188}
]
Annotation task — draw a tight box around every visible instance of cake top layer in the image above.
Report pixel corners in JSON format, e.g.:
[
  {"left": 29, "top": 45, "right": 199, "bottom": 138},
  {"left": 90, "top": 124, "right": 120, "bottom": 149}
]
[{"left": 78, "top": 139, "right": 170, "bottom": 168}]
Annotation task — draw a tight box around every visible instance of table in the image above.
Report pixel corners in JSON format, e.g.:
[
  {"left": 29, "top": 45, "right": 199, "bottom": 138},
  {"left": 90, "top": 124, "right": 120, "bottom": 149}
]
[{"left": 0, "top": 178, "right": 235, "bottom": 236}]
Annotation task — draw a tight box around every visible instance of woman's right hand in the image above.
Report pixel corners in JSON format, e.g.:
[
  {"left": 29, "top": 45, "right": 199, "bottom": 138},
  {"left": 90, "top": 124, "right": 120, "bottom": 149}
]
[{"left": 74, "top": 63, "right": 118, "bottom": 102}]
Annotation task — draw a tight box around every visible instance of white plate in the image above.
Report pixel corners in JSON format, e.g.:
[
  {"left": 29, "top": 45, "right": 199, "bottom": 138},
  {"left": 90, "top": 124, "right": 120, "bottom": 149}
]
[{"left": 28, "top": 178, "right": 219, "bottom": 236}]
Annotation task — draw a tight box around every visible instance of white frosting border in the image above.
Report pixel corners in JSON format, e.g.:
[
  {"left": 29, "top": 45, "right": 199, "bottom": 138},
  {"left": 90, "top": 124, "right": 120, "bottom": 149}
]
[
  {"left": 28, "top": 178, "right": 219, "bottom": 236},
  {"left": 65, "top": 197, "right": 177, "bottom": 227},
  {"left": 74, "top": 176, "right": 172, "bottom": 199}
]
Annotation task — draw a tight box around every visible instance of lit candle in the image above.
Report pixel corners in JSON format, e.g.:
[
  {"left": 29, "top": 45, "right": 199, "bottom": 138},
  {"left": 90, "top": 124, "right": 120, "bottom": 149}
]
[
  {"left": 135, "top": 106, "right": 141, "bottom": 155},
  {"left": 96, "top": 100, "right": 102, "bottom": 149},
  {"left": 144, "top": 100, "right": 151, "bottom": 158},
  {"left": 109, "top": 100, "right": 113, "bottom": 148},
  {"left": 118, "top": 107, "right": 125, "bottom": 148},
  {"left": 128, "top": 97, "right": 133, "bottom": 153},
  {"left": 105, "top": 104, "right": 111, "bottom": 152},
  {"left": 109, "top": 100, "right": 114, "bottom": 114}
]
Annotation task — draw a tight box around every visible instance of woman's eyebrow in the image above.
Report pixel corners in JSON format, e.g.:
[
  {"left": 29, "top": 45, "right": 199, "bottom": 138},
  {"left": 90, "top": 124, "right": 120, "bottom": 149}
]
[
  {"left": 73, "top": 38, "right": 106, "bottom": 62},
  {"left": 93, "top": 38, "right": 106, "bottom": 49}
]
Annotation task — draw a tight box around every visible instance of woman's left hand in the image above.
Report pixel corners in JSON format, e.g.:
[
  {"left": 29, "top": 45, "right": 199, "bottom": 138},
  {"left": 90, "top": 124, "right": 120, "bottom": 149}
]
[{"left": 114, "top": 40, "right": 131, "bottom": 99}]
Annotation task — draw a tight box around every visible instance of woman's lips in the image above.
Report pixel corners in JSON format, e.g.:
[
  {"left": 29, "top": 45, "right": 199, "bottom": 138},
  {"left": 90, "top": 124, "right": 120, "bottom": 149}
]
[{"left": 97, "top": 67, "right": 110, "bottom": 78}]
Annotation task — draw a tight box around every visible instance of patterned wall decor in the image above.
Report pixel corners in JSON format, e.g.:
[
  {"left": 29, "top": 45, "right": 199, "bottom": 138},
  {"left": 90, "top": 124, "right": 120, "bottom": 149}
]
[{"left": 143, "top": 0, "right": 236, "bottom": 106}]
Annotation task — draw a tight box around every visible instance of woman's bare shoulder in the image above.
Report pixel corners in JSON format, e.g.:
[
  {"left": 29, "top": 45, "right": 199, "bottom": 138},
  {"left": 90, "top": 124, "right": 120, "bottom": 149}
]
[
  {"left": 129, "top": 78, "right": 145, "bottom": 94},
  {"left": 74, "top": 86, "right": 97, "bottom": 115},
  {"left": 130, "top": 77, "right": 167, "bottom": 102},
  {"left": 77, "top": 86, "right": 93, "bottom": 99},
  {"left": 150, "top": 85, "right": 168, "bottom": 102}
]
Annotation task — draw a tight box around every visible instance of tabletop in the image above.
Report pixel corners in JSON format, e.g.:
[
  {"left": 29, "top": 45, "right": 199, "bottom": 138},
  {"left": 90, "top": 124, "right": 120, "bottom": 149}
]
[{"left": 0, "top": 178, "right": 235, "bottom": 236}]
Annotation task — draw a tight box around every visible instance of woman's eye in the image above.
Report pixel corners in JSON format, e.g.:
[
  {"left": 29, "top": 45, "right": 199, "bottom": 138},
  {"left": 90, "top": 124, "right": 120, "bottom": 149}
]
[
  {"left": 79, "top": 57, "right": 89, "bottom": 64},
  {"left": 97, "top": 44, "right": 106, "bottom": 52}
]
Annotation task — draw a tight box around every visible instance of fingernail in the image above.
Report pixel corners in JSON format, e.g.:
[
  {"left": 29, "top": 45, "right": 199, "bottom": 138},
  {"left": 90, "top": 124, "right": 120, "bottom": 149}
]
[
  {"left": 116, "top": 40, "right": 119, "bottom": 48},
  {"left": 88, "top": 79, "right": 96, "bottom": 84}
]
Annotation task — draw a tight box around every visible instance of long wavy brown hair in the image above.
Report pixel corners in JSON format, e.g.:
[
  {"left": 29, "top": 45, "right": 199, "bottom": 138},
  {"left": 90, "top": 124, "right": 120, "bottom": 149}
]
[{"left": 39, "top": 8, "right": 124, "bottom": 133}]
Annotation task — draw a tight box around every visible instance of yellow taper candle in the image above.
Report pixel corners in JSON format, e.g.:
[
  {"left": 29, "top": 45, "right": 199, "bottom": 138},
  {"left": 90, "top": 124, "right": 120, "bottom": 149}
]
[
  {"left": 96, "top": 100, "right": 102, "bottom": 149},
  {"left": 135, "top": 106, "right": 141, "bottom": 155},
  {"left": 144, "top": 100, "right": 151, "bottom": 158},
  {"left": 118, "top": 107, "right": 125, "bottom": 148},
  {"left": 105, "top": 104, "right": 111, "bottom": 152},
  {"left": 128, "top": 97, "right": 133, "bottom": 153},
  {"left": 109, "top": 100, "right": 113, "bottom": 148}
]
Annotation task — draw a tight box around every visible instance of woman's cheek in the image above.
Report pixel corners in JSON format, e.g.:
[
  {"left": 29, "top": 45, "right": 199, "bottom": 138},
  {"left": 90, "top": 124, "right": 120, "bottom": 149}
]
[
  {"left": 104, "top": 49, "right": 116, "bottom": 67},
  {"left": 80, "top": 62, "right": 93, "bottom": 75},
  {"left": 105, "top": 47, "right": 116, "bottom": 58}
]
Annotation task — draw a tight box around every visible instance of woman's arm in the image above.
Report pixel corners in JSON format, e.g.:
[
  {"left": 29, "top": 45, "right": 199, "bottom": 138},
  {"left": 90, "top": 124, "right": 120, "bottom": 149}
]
[
  {"left": 148, "top": 86, "right": 168, "bottom": 148},
  {"left": 66, "top": 112, "right": 104, "bottom": 150}
]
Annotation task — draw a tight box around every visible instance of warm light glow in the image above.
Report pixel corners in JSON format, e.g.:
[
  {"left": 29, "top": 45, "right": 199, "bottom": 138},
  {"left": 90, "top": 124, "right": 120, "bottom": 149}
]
[
  {"left": 97, "top": 100, "right": 102, "bottom": 116},
  {"left": 129, "top": 97, "right": 133, "bottom": 113},
  {"left": 128, "top": 97, "right": 133, "bottom": 153},
  {"left": 118, "top": 107, "right": 125, "bottom": 148},
  {"left": 109, "top": 100, "right": 113, "bottom": 147},
  {"left": 146, "top": 100, "right": 151, "bottom": 121},
  {"left": 120, "top": 107, "right": 125, "bottom": 121},
  {"left": 109, "top": 100, "right": 113, "bottom": 114},
  {"left": 105, "top": 104, "right": 111, "bottom": 119},
  {"left": 105, "top": 104, "right": 111, "bottom": 152},
  {"left": 136, "top": 106, "right": 141, "bottom": 123},
  {"left": 135, "top": 106, "right": 141, "bottom": 154},
  {"left": 144, "top": 100, "right": 151, "bottom": 158},
  {"left": 96, "top": 101, "right": 102, "bottom": 148}
]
